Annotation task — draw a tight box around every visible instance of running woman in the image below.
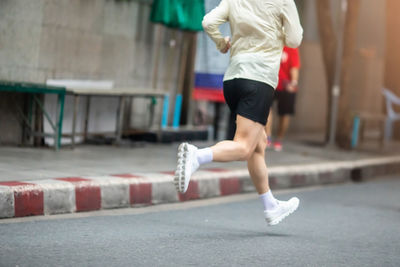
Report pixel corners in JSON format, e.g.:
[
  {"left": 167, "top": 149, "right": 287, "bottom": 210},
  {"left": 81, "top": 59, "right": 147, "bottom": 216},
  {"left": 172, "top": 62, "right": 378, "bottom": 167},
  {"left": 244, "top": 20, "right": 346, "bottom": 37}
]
[{"left": 174, "top": 0, "right": 303, "bottom": 226}]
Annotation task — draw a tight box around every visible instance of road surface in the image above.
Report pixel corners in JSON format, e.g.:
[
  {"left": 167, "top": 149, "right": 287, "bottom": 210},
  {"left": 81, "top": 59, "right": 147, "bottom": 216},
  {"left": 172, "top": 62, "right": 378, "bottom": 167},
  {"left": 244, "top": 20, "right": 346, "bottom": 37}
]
[{"left": 1, "top": 175, "right": 399, "bottom": 266}]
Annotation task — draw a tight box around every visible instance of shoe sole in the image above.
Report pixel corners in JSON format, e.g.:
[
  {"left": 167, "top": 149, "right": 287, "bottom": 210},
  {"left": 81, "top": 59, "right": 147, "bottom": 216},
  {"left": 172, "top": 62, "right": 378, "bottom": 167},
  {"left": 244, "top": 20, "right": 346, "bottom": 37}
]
[
  {"left": 174, "top": 143, "right": 188, "bottom": 193},
  {"left": 267, "top": 199, "right": 299, "bottom": 226}
]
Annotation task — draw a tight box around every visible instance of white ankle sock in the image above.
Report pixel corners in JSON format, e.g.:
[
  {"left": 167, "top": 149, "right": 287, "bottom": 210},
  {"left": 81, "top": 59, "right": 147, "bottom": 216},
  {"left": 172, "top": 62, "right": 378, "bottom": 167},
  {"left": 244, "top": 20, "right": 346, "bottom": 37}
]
[
  {"left": 259, "top": 190, "right": 278, "bottom": 211},
  {"left": 196, "top": 147, "right": 213, "bottom": 165}
]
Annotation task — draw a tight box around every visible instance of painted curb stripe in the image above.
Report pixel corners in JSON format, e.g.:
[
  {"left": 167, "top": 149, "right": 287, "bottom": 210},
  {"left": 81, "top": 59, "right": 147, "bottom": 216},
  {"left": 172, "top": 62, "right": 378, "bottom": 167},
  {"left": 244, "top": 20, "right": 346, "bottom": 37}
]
[
  {"left": 0, "top": 156, "right": 399, "bottom": 219},
  {"left": 130, "top": 183, "right": 152, "bottom": 205},
  {"left": 178, "top": 180, "right": 200, "bottom": 202},
  {"left": 220, "top": 178, "right": 241, "bottom": 196},
  {"left": 56, "top": 177, "right": 101, "bottom": 212},
  {"left": 31, "top": 179, "right": 75, "bottom": 215},
  {"left": 0, "top": 182, "right": 44, "bottom": 217},
  {"left": 86, "top": 176, "right": 130, "bottom": 209},
  {"left": 111, "top": 174, "right": 152, "bottom": 205}
]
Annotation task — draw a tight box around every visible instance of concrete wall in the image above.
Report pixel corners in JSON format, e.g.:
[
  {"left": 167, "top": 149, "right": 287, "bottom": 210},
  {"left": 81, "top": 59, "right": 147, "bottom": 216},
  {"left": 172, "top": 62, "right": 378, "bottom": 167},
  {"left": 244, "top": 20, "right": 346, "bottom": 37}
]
[
  {"left": 0, "top": 0, "right": 183, "bottom": 145},
  {"left": 385, "top": 0, "right": 400, "bottom": 139},
  {"left": 348, "top": 0, "right": 385, "bottom": 115},
  {"left": 0, "top": 0, "right": 393, "bottom": 144},
  {"left": 289, "top": 0, "right": 386, "bottom": 138},
  {"left": 289, "top": 0, "right": 327, "bottom": 135},
  {"left": 292, "top": 41, "right": 328, "bottom": 134},
  {"left": 0, "top": 0, "right": 181, "bottom": 86}
]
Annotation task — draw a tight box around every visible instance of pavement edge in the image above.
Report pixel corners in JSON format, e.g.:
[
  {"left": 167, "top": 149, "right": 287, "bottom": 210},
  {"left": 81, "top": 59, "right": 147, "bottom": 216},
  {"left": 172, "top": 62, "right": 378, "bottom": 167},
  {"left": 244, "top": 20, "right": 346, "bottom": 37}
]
[{"left": 0, "top": 156, "right": 399, "bottom": 219}]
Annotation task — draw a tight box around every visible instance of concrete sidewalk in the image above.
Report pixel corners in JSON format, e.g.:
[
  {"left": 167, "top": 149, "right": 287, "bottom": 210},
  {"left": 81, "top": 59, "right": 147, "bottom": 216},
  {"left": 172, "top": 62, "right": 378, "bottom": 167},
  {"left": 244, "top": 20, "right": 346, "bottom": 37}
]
[{"left": 0, "top": 137, "right": 400, "bottom": 219}]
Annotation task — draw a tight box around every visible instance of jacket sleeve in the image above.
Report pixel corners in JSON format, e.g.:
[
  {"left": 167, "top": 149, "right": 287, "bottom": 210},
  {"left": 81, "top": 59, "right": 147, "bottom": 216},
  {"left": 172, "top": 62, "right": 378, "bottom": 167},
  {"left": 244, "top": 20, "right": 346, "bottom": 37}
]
[
  {"left": 282, "top": 0, "right": 303, "bottom": 48},
  {"left": 202, "top": 0, "right": 229, "bottom": 51}
]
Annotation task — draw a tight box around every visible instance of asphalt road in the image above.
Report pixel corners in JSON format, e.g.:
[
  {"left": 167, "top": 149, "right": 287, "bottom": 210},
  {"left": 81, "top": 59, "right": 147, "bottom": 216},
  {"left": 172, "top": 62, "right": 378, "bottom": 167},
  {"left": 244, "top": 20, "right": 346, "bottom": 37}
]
[{"left": 1, "top": 175, "right": 400, "bottom": 267}]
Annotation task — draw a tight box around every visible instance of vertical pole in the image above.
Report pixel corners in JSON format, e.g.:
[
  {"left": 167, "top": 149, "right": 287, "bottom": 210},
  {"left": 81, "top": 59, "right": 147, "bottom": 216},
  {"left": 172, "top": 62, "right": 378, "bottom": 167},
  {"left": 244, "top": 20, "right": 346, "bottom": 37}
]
[
  {"left": 56, "top": 92, "right": 65, "bottom": 151},
  {"left": 328, "top": 0, "right": 347, "bottom": 146},
  {"left": 152, "top": 25, "right": 163, "bottom": 90},
  {"left": 116, "top": 96, "right": 126, "bottom": 144},
  {"left": 157, "top": 96, "right": 164, "bottom": 140},
  {"left": 27, "top": 94, "right": 34, "bottom": 145},
  {"left": 174, "top": 32, "right": 189, "bottom": 129},
  {"left": 34, "top": 94, "right": 44, "bottom": 147},
  {"left": 182, "top": 32, "right": 198, "bottom": 126},
  {"left": 71, "top": 95, "right": 79, "bottom": 148},
  {"left": 83, "top": 96, "right": 91, "bottom": 142},
  {"left": 161, "top": 94, "right": 169, "bottom": 129},
  {"left": 172, "top": 94, "right": 182, "bottom": 129},
  {"left": 21, "top": 94, "right": 28, "bottom": 145},
  {"left": 350, "top": 115, "right": 360, "bottom": 148}
]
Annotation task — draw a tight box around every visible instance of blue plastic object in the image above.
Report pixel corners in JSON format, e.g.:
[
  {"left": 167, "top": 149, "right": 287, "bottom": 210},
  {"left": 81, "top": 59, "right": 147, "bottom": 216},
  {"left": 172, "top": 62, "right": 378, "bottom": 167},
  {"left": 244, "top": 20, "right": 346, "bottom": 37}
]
[
  {"left": 161, "top": 95, "right": 169, "bottom": 129},
  {"left": 351, "top": 116, "right": 360, "bottom": 148},
  {"left": 172, "top": 94, "right": 182, "bottom": 129}
]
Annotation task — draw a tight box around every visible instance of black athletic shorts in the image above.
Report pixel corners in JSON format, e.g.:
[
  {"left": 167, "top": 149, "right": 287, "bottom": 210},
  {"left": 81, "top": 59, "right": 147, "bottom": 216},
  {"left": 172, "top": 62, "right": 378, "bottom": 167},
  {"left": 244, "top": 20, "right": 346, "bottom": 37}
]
[
  {"left": 275, "top": 90, "right": 297, "bottom": 116},
  {"left": 223, "top": 78, "right": 275, "bottom": 125}
]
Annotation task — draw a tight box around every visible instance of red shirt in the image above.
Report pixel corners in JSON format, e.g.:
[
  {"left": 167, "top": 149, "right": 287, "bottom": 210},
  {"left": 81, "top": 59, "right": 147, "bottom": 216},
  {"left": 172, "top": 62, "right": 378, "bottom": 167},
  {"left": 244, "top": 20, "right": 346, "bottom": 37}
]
[{"left": 276, "top": 47, "right": 301, "bottom": 91}]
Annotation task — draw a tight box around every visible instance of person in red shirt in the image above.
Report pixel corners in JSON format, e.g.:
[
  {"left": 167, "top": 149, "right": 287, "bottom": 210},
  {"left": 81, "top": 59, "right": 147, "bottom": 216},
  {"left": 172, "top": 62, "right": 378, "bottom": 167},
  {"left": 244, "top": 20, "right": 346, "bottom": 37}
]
[{"left": 266, "top": 46, "right": 301, "bottom": 151}]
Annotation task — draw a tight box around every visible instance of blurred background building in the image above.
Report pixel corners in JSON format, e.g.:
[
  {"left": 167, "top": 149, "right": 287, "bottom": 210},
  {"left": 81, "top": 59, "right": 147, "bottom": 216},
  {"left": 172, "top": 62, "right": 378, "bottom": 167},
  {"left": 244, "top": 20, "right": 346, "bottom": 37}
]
[{"left": 0, "top": 0, "right": 399, "bottom": 146}]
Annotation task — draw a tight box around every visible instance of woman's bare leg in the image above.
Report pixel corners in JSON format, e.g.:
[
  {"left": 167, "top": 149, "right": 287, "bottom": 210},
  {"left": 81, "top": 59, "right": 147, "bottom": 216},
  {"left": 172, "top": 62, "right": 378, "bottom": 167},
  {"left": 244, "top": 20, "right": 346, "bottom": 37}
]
[
  {"left": 211, "top": 115, "right": 264, "bottom": 162},
  {"left": 247, "top": 131, "right": 270, "bottom": 194}
]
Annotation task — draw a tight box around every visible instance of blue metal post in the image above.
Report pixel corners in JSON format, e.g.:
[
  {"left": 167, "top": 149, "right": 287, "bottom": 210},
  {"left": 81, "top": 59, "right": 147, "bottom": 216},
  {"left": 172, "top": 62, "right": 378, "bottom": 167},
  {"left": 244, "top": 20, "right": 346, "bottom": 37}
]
[
  {"left": 172, "top": 94, "right": 182, "bottom": 129},
  {"left": 351, "top": 116, "right": 360, "bottom": 148}
]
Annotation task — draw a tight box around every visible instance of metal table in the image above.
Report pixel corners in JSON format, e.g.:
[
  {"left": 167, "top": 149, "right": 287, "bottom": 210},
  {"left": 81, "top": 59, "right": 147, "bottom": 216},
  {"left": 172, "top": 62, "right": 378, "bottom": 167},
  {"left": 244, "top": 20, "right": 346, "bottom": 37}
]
[
  {"left": 0, "top": 80, "right": 66, "bottom": 150},
  {"left": 65, "top": 87, "right": 169, "bottom": 147}
]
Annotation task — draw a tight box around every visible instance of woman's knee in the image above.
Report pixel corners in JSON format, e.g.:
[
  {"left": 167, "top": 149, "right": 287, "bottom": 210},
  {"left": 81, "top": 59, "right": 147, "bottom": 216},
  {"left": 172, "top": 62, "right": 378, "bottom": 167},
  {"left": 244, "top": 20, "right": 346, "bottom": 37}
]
[
  {"left": 256, "top": 138, "right": 267, "bottom": 153},
  {"left": 233, "top": 119, "right": 265, "bottom": 160},
  {"left": 235, "top": 137, "right": 266, "bottom": 160},
  {"left": 251, "top": 132, "right": 267, "bottom": 155},
  {"left": 236, "top": 143, "right": 254, "bottom": 161}
]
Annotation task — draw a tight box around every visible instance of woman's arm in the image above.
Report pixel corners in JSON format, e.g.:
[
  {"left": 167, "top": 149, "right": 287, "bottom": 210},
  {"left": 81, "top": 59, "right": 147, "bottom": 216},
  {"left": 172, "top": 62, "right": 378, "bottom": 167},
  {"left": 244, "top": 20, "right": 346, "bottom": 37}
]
[
  {"left": 282, "top": 0, "right": 303, "bottom": 48},
  {"left": 202, "top": 0, "right": 230, "bottom": 53}
]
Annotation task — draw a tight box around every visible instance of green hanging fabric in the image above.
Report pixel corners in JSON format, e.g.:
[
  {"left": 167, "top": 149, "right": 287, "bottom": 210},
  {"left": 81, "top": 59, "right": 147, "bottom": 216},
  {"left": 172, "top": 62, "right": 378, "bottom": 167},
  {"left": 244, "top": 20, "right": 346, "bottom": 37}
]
[{"left": 150, "top": 0, "right": 205, "bottom": 31}]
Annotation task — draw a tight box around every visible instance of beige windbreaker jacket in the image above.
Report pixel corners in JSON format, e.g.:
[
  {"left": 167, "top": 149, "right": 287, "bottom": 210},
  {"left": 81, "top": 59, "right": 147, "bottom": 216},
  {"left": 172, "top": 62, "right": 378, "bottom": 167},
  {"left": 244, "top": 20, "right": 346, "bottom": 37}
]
[{"left": 202, "top": 0, "right": 303, "bottom": 88}]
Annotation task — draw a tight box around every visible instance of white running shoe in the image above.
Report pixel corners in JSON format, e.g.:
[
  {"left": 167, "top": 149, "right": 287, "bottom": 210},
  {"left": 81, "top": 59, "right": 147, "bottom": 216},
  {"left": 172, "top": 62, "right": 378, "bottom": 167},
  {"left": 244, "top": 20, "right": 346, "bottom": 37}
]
[
  {"left": 264, "top": 197, "right": 299, "bottom": 226},
  {"left": 174, "top": 143, "right": 199, "bottom": 193}
]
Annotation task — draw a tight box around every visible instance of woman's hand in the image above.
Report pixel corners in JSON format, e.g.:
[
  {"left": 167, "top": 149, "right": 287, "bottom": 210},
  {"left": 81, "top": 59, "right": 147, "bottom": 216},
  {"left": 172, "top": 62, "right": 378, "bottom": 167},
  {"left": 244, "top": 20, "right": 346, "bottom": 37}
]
[{"left": 220, "top": 36, "right": 231, "bottom": 54}]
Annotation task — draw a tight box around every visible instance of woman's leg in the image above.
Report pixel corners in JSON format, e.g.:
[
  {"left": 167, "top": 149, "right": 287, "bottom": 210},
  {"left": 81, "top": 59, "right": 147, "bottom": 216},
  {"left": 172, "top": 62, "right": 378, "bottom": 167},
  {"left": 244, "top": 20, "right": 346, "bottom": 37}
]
[
  {"left": 211, "top": 115, "right": 265, "bottom": 162},
  {"left": 247, "top": 130, "right": 270, "bottom": 194},
  {"left": 174, "top": 114, "right": 263, "bottom": 193},
  {"left": 247, "top": 131, "right": 280, "bottom": 212}
]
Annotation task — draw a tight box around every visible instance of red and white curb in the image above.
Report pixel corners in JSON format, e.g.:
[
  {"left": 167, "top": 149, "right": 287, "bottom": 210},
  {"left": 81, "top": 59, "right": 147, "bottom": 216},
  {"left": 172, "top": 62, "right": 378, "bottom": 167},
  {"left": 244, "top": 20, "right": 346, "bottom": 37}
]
[{"left": 0, "top": 156, "right": 399, "bottom": 219}]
